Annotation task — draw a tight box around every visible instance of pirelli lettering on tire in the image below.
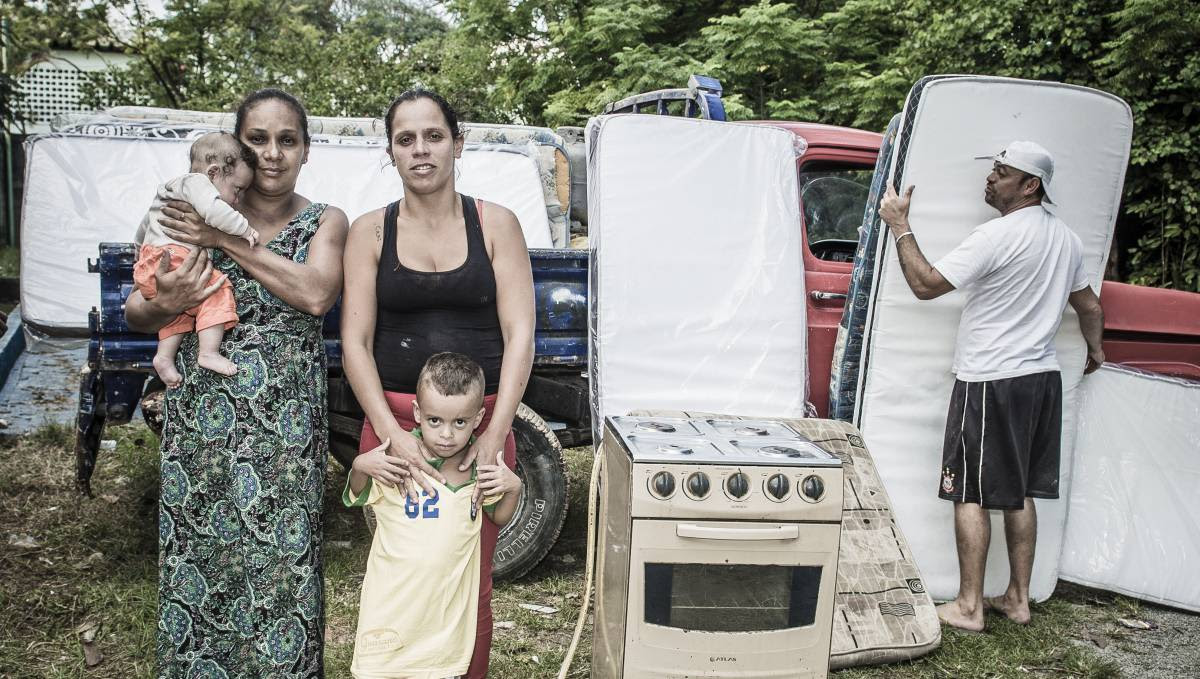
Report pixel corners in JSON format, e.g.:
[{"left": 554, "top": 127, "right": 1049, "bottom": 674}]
[
  {"left": 496, "top": 498, "right": 546, "bottom": 563},
  {"left": 492, "top": 404, "right": 569, "bottom": 581}
]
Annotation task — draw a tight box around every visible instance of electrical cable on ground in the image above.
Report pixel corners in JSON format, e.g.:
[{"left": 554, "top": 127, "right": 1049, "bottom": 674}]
[{"left": 557, "top": 446, "right": 603, "bottom": 678}]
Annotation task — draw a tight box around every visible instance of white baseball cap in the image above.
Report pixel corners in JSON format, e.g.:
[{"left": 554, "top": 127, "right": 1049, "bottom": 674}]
[{"left": 976, "top": 140, "right": 1055, "bottom": 205}]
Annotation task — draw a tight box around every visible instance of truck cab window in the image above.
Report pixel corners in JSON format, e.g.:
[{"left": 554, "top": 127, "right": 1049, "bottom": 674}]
[{"left": 798, "top": 167, "right": 872, "bottom": 262}]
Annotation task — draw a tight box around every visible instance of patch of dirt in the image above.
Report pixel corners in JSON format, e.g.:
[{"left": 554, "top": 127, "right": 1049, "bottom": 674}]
[{"left": 1059, "top": 582, "right": 1200, "bottom": 677}]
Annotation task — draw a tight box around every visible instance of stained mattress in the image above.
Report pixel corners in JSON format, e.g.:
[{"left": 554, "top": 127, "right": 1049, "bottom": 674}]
[
  {"left": 633, "top": 409, "right": 941, "bottom": 668},
  {"left": 1061, "top": 365, "right": 1200, "bottom": 612},
  {"left": 848, "top": 76, "right": 1132, "bottom": 602},
  {"left": 586, "top": 115, "right": 807, "bottom": 437}
]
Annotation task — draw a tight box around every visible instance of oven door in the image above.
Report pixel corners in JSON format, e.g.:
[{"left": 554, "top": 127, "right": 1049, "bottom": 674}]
[{"left": 624, "top": 519, "right": 841, "bottom": 678}]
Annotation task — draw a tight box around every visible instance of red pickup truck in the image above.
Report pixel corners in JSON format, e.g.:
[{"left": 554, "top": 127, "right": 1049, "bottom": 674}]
[{"left": 769, "top": 120, "right": 1200, "bottom": 416}]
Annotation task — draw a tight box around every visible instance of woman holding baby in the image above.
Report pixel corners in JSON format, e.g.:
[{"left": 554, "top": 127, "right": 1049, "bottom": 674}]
[{"left": 126, "top": 88, "right": 347, "bottom": 676}]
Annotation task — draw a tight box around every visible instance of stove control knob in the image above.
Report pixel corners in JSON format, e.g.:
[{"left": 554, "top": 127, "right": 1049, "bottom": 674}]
[
  {"left": 765, "top": 473, "right": 790, "bottom": 501},
  {"left": 725, "top": 472, "right": 750, "bottom": 500},
  {"left": 685, "top": 472, "right": 711, "bottom": 499},
  {"left": 649, "top": 471, "right": 676, "bottom": 499},
  {"left": 800, "top": 474, "right": 826, "bottom": 503}
]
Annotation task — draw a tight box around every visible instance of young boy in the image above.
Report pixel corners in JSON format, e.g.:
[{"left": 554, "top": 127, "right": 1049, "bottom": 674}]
[
  {"left": 133, "top": 131, "right": 260, "bottom": 388},
  {"left": 345, "top": 352, "right": 521, "bottom": 679}
]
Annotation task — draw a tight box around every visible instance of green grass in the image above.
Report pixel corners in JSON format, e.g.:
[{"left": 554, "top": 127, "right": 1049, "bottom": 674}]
[
  {"left": 0, "top": 423, "right": 159, "bottom": 678},
  {"left": 0, "top": 246, "right": 17, "bottom": 278},
  {"left": 837, "top": 601, "right": 1121, "bottom": 679},
  {"left": 0, "top": 426, "right": 1127, "bottom": 678}
]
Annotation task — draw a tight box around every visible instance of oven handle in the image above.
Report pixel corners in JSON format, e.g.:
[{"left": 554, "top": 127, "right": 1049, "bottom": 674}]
[{"left": 676, "top": 523, "right": 799, "bottom": 541}]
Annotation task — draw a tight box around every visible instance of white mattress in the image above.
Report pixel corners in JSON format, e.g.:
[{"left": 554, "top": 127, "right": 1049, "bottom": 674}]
[
  {"left": 62, "top": 109, "right": 575, "bottom": 248},
  {"left": 20, "top": 133, "right": 552, "bottom": 333},
  {"left": 586, "top": 114, "right": 807, "bottom": 435},
  {"left": 1062, "top": 365, "right": 1200, "bottom": 612},
  {"left": 853, "top": 76, "right": 1132, "bottom": 602}
]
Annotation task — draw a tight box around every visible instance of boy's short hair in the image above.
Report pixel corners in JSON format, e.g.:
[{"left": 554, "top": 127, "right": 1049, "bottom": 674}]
[
  {"left": 188, "top": 131, "right": 257, "bottom": 175},
  {"left": 417, "top": 352, "right": 485, "bottom": 401}
]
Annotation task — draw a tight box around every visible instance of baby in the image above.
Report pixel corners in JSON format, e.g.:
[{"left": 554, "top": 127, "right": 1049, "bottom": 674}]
[{"left": 133, "top": 131, "right": 259, "bottom": 387}]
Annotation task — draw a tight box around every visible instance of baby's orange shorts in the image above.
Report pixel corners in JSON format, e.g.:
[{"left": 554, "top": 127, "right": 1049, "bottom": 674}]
[{"left": 133, "top": 244, "right": 238, "bottom": 340}]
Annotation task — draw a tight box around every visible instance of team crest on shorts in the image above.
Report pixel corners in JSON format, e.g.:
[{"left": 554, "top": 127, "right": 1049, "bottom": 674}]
[{"left": 941, "top": 468, "right": 956, "bottom": 493}]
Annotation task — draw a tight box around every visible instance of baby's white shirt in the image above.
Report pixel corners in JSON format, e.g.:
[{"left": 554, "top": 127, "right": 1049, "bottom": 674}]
[{"left": 136, "top": 173, "right": 251, "bottom": 247}]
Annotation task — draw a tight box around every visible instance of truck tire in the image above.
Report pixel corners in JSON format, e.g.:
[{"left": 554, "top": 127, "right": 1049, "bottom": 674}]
[
  {"left": 362, "top": 403, "right": 569, "bottom": 582},
  {"left": 495, "top": 403, "right": 569, "bottom": 580}
]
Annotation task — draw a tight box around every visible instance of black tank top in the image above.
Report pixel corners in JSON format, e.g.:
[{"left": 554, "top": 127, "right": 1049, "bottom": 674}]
[{"left": 374, "top": 194, "right": 503, "bottom": 393}]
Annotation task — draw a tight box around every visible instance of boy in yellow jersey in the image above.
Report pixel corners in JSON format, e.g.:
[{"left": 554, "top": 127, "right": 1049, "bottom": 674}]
[{"left": 345, "top": 352, "right": 521, "bottom": 679}]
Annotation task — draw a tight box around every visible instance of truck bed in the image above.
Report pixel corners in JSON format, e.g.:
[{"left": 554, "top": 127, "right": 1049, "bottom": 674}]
[{"left": 88, "top": 243, "right": 589, "bottom": 373}]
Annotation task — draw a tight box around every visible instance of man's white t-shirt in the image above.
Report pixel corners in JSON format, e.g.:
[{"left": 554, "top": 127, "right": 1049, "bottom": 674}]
[{"left": 933, "top": 204, "right": 1090, "bottom": 382}]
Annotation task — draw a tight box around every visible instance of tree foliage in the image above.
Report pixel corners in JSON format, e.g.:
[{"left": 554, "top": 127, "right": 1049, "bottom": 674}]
[
  {"left": 1099, "top": 0, "right": 1200, "bottom": 290},
  {"left": 7, "top": 0, "right": 1199, "bottom": 289}
]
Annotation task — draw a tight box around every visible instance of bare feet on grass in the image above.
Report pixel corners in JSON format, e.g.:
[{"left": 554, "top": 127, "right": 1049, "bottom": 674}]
[
  {"left": 985, "top": 594, "right": 1032, "bottom": 625},
  {"left": 153, "top": 354, "right": 183, "bottom": 389},
  {"left": 937, "top": 600, "right": 985, "bottom": 633},
  {"left": 198, "top": 352, "right": 239, "bottom": 376}
]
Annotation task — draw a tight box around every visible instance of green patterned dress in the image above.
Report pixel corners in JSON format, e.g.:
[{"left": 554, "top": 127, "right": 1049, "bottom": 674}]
[{"left": 158, "top": 203, "right": 330, "bottom": 678}]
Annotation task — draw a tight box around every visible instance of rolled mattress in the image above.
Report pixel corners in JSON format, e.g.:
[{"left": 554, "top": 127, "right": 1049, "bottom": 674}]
[{"left": 851, "top": 76, "right": 1131, "bottom": 602}]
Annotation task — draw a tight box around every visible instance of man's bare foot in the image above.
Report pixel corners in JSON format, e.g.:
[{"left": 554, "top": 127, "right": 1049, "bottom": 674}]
[
  {"left": 197, "top": 352, "right": 238, "bottom": 376},
  {"left": 153, "top": 354, "right": 183, "bottom": 389},
  {"left": 984, "top": 594, "right": 1031, "bottom": 625},
  {"left": 936, "top": 600, "right": 985, "bottom": 633}
]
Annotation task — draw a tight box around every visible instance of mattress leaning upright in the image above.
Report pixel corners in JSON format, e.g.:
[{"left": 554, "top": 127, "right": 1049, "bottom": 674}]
[
  {"left": 850, "top": 75, "right": 1132, "bottom": 603},
  {"left": 585, "top": 114, "right": 809, "bottom": 434}
]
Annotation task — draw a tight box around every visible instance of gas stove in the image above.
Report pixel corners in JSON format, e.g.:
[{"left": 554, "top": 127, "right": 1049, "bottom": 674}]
[
  {"left": 605, "top": 415, "right": 843, "bottom": 522},
  {"left": 611, "top": 415, "right": 840, "bottom": 466},
  {"left": 594, "top": 414, "right": 845, "bottom": 678}
]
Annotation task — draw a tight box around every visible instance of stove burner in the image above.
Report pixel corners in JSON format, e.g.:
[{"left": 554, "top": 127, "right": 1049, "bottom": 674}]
[
  {"left": 655, "top": 444, "right": 694, "bottom": 455},
  {"left": 734, "top": 426, "right": 770, "bottom": 436},
  {"left": 759, "top": 445, "right": 806, "bottom": 459},
  {"left": 635, "top": 421, "right": 677, "bottom": 434}
]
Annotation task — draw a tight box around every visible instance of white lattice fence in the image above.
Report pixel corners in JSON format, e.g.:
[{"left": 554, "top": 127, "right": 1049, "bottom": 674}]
[{"left": 16, "top": 51, "right": 132, "bottom": 132}]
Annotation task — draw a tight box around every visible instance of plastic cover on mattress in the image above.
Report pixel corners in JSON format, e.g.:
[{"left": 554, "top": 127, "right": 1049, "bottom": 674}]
[
  {"left": 60, "top": 108, "right": 575, "bottom": 247},
  {"left": 1061, "top": 365, "right": 1200, "bottom": 612},
  {"left": 20, "top": 130, "right": 552, "bottom": 333},
  {"left": 852, "top": 76, "right": 1131, "bottom": 602},
  {"left": 586, "top": 115, "right": 807, "bottom": 435}
]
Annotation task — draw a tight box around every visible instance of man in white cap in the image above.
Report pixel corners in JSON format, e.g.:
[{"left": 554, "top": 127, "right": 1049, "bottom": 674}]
[{"left": 878, "top": 140, "right": 1105, "bottom": 632}]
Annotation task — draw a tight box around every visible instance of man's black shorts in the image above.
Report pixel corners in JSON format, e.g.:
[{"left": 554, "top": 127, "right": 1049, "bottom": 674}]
[{"left": 938, "top": 371, "right": 1062, "bottom": 510}]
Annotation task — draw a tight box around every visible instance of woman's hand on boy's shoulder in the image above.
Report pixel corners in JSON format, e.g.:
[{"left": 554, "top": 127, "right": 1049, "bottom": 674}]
[
  {"left": 352, "top": 438, "right": 409, "bottom": 488},
  {"left": 385, "top": 432, "right": 444, "bottom": 500}
]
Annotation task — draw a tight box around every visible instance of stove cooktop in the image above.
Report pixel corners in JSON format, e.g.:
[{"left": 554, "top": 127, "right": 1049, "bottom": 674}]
[{"left": 609, "top": 415, "right": 840, "bottom": 467}]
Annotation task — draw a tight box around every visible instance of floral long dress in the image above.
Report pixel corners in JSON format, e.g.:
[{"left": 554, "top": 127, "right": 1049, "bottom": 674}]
[{"left": 157, "top": 203, "right": 330, "bottom": 678}]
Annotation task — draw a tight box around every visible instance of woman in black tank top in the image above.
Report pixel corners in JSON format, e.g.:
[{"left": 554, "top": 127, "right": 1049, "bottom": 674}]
[
  {"left": 374, "top": 194, "right": 504, "bottom": 393},
  {"left": 340, "top": 89, "right": 534, "bottom": 679}
]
